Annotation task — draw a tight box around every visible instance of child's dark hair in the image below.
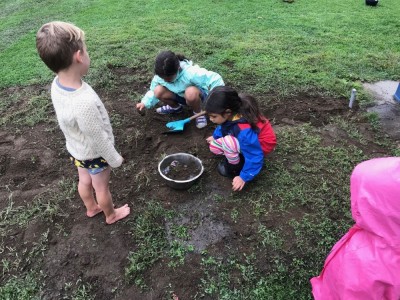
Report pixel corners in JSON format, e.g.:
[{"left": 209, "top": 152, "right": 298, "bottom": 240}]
[
  {"left": 205, "top": 86, "right": 265, "bottom": 129},
  {"left": 154, "top": 50, "right": 187, "bottom": 78}
]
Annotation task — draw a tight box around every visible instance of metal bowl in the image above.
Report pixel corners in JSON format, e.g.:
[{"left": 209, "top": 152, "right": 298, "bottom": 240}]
[{"left": 158, "top": 153, "right": 204, "bottom": 190}]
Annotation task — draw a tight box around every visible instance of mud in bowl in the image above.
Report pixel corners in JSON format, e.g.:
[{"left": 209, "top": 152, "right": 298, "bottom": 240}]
[{"left": 158, "top": 153, "right": 204, "bottom": 190}]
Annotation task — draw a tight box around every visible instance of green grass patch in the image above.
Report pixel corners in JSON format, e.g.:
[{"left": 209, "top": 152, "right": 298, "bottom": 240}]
[
  {"left": 1, "top": 0, "right": 400, "bottom": 103},
  {"left": 125, "top": 200, "right": 168, "bottom": 288},
  {"left": 0, "top": 272, "right": 43, "bottom": 300},
  {"left": 0, "top": 178, "right": 76, "bottom": 238}
]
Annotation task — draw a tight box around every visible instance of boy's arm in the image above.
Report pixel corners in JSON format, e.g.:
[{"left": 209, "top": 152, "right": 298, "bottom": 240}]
[
  {"left": 238, "top": 129, "right": 264, "bottom": 182},
  {"left": 76, "top": 100, "right": 123, "bottom": 168},
  {"left": 187, "top": 64, "right": 224, "bottom": 91}
]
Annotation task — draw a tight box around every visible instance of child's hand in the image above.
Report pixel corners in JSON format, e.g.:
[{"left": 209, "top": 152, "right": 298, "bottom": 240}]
[
  {"left": 136, "top": 103, "right": 146, "bottom": 115},
  {"left": 232, "top": 176, "right": 245, "bottom": 191},
  {"left": 206, "top": 136, "right": 214, "bottom": 144}
]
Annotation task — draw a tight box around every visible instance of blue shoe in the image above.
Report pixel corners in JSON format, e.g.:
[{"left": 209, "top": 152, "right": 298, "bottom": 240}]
[{"left": 156, "top": 104, "right": 183, "bottom": 115}]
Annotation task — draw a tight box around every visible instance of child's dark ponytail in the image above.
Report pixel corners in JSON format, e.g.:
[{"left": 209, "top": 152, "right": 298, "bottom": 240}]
[
  {"left": 154, "top": 50, "right": 188, "bottom": 78},
  {"left": 238, "top": 93, "right": 265, "bottom": 129},
  {"left": 175, "top": 53, "right": 187, "bottom": 61},
  {"left": 205, "top": 86, "right": 264, "bottom": 130}
]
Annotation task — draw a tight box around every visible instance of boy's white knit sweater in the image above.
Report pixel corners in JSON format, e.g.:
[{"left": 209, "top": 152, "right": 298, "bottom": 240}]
[{"left": 51, "top": 77, "right": 123, "bottom": 168}]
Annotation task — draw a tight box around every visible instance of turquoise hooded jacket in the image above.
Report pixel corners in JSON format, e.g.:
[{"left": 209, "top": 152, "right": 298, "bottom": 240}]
[{"left": 140, "top": 60, "right": 224, "bottom": 108}]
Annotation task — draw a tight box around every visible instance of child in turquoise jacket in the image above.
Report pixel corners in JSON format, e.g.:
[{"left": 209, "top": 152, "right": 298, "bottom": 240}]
[{"left": 136, "top": 50, "right": 224, "bottom": 129}]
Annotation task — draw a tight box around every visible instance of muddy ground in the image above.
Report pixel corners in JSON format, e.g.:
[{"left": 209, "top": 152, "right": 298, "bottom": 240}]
[{"left": 0, "top": 67, "right": 395, "bottom": 299}]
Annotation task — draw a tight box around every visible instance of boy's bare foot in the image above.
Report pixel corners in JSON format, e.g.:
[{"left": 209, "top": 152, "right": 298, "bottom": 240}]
[
  {"left": 86, "top": 205, "right": 102, "bottom": 217},
  {"left": 106, "top": 204, "right": 130, "bottom": 224}
]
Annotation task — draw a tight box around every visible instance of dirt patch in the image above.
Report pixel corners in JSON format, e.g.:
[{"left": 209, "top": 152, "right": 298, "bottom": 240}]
[
  {"left": 0, "top": 69, "right": 393, "bottom": 299},
  {"left": 265, "top": 93, "right": 352, "bottom": 127}
]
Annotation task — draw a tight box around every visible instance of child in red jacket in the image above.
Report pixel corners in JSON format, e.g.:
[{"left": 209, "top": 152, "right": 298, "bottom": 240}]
[{"left": 205, "top": 86, "right": 276, "bottom": 191}]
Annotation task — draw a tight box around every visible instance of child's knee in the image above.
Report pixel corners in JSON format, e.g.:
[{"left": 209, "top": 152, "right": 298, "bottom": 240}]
[
  {"left": 184, "top": 86, "right": 201, "bottom": 102},
  {"left": 79, "top": 178, "right": 92, "bottom": 187},
  {"left": 209, "top": 138, "right": 224, "bottom": 155},
  {"left": 221, "top": 136, "right": 240, "bottom": 153},
  {"left": 154, "top": 85, "right": 171, "bottom": 100}
]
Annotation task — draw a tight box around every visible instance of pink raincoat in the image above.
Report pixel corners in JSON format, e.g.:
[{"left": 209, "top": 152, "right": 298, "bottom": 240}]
[{"left": 311, "top": 157, "right": 400, "bottom": 300}]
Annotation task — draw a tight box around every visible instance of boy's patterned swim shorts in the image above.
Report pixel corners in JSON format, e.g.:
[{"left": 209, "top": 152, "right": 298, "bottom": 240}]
[{"left": 70, "top": 156, "right": 109, "bottom": 175}]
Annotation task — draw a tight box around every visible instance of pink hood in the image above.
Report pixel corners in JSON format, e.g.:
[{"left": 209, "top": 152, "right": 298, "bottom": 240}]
[
  {"left": 351, "top": 157, "right": 400, "bottom": 247},
  {"left": 311, "top": 157, "right": 400, "bottom": 300}
]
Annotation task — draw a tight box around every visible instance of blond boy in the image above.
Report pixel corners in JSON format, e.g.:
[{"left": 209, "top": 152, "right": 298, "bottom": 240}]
[{"left": 36, "top": 21, "right": 130, "bottom": 224}]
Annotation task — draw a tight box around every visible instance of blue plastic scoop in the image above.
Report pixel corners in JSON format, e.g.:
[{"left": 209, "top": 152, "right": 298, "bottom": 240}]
[{"left": 165, "top": 111, "right": 206, "bottom": 132}]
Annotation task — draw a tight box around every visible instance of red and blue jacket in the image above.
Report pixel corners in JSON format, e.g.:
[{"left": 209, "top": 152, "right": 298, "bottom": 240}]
[{"left": 212, "top": 116, "right": 275, "bottom": 182}]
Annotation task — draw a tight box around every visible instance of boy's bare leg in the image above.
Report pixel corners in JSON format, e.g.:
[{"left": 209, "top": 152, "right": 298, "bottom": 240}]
[
  {"left": 77, "top": 167, "right": 103, "bottom": 217},
  {"left": 91, "top": 168, "right": 130, "bottom": 224}
]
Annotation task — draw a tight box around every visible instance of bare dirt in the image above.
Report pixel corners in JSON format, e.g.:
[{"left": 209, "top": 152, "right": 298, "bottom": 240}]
[{"left": 0, "top": 67, "right": 394, "bottom": 299}]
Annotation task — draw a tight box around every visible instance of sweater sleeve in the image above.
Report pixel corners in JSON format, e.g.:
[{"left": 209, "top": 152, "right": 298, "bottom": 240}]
[
  {"left": 76, "top": 99, "right": 123, "bottom": 168},
  {"left": 237, "top": 129, "right": 264, "bottom": 182}
]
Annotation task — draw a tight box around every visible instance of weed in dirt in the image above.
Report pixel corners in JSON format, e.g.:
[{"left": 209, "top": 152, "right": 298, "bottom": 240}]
[
  {"left": 332, "top": 116, "right": 368, "bottom": 145},
  {"left": 125, "top": 201, "right": 168, "bottom": 288},
  {"left": 133, "top": 128, "right": 143, "bottom": 148},
  {"left": 230, "top": 208, "right": 239, "bottom": 223},
  {"left": 0, "top": 178, "right": 76, "bottom": 238},
  {"left": 170, "top": 224, "right": 190, "bottom": 240},
  {"left": 0, "top": 230, "right": 50, "bottom": 299},
  {"left": 211, "top": 193, "right": 225, "bottom": 203},
  {"left": 0, "top": 271, "right": 43, "bottom": 300},
  {"left": 187, "top": 177, "right": 205, "bottom": 194},
  {"left": 168, "top": 241, "right": 194, "bottom": 268},
  {"left": 0, "top": 90, "right": 54, "bottom": 127},
  {"left": 257, "top": 225, "right": 284, "bottom": 251},
  {"left": 198, "top": 254, "right": 263, "bottom": 300},
  {"left": 110, "top": 113, "right": 123, "bottom": 128},
  {"left": 134, "top": 168, "right": 151, "bottom": 192},
  {"left": 365, "top": 111, "right": 381, "bottom": 131},
  {"left": 63, "top": 279, "right": 94, "bottom": 300},
  {"left": 0, "top": 179, "right": 76, "bottom": 298}
]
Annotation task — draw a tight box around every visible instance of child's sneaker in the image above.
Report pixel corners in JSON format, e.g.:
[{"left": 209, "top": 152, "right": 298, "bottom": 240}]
[
  {"left": 195, "top": 115, "right": 207, "bottom": 129},
  {"left": 156, "top": 104, "right": 183, "bottom": 115}
]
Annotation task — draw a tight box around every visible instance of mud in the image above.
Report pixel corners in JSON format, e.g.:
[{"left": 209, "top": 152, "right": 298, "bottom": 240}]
[{"left": 0, "top": 67, "right": 395, "bottom": 299}]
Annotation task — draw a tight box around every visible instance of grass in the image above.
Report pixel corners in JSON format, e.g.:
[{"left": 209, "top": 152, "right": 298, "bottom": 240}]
[
  {"left": 1, "top": 0, "right": 400, "bottom": 299},
  {"left": 1, "top": 0, "right": 400, "bottom": 96},
  {"left": 0, "top": 272, "right": 43, "bottom": 300},
  {"left": 0, "top": 179, "right": 76, "bottom": 298},
  {"left": 125, "top": 200, "right": 168, "bottom": 288},
  {"left": 0, "top": 178, "right": 76, "bottom": 239}
]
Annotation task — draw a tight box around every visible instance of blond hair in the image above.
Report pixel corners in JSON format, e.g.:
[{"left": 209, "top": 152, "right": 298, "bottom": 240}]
[{"left": 36, "top": 21, "right": 85, "bottom": 73}]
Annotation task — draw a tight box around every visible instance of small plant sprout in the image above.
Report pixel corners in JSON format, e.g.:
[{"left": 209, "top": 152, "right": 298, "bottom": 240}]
[
  {"left": 230, "top": 208, "right": 239, "bottom": 223},
  {"left": 135, "top": 168, "right": 150, "bottom": 191},
  {"left": 133, "top": 128, "right": 142, "bottom": 147}
]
